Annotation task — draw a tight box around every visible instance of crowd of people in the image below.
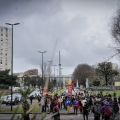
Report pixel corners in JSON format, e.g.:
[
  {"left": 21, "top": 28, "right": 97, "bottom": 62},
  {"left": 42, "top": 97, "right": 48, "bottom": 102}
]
[{"left": 37, "top": 91, "right": 120, "bottom": 120}]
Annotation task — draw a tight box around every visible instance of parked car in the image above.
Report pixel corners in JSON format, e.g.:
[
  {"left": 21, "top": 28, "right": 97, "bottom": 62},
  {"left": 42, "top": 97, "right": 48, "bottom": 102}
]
[
  {"left": 13, "top": 93, "right": 23, "bottom": 102},
  {"left": 6, "top": 96, "right": 19, "bottom": 105},
  {"left": 1, "top": 95, "right": 8, "bottom": 104},
  {"left": 28, "top": 90, "right": 41, "bottom": 98}
]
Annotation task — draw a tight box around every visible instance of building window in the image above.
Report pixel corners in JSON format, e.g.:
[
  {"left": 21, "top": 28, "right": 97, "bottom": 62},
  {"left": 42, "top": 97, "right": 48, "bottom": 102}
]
[
  {"left": 0, "top": 61, "right": 2, "bottom": 64},
  {"left": 1, "top": 38, "right": 3, "bottom": 41},
  {"left": 5, "top": 48, "right": 7, "bottom": 51},
  {"left": 0, "top": 53, "right": 2, "bottom": 55},
  {"left": 1, "top": 48, "right": 3, "bottom": 51},
  {"left": 1, "top": 29, "right": 3, "bottom": 32},
  {"left": 5, "top": 43, "right": 7, "bottom": 47},
  {"left": 5, "top": 63, "right": 7, "bottom": 65},
  {"left": 5, "top": 53, "right": 7, "bottom": 56},
  {"left": 6, "top": 34, "right": 8, "bottom": 37},
  {"left": 1, "top": 34, "right": 3, "bottom": 36},
  {"left": 6, "top": 28, "right": 8, "bottom": 33}
]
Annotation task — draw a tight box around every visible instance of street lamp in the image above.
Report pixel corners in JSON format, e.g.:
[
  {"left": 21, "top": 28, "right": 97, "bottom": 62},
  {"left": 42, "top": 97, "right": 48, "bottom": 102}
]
[
  {"left": 38, "top": 51, "right": 47, "bottom": 96},
  {"left": 56, "top": 69, "right": 59, "bottom": 88},
  {"left": 60, "top": 68, "right": 63, "bottom": 89},
  {"left": 52, "top": 65, "right": 56, "bottom": 86},
  {"left": 6, "top": 22, "right": 20, "bottom": 111}
]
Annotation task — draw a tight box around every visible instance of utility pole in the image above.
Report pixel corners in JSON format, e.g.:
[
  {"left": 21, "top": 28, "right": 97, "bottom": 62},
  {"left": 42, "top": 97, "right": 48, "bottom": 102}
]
[
  {"left": 6, "top": 22, "right": 20, "bottom": 111},
  {"left": 38, "top": 51, "right": 47, "bottom": 96},
  {"left": 59, "top": 51, "right": 61, "bottom": 89},
  {"left": 56, "top": 69, "right": 59, "bottom": 88}
]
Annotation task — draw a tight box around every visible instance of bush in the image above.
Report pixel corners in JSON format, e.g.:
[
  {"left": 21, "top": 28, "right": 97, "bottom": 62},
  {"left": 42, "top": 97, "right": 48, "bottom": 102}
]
[{"left": 0, "top": 84, "right": 9, "bottom": 89}]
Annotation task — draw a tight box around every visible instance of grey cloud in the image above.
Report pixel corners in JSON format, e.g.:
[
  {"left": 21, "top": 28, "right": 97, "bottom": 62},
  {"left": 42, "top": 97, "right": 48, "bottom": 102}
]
[{"left": 0, "top": 0, "right": 119, "bottom": 74}]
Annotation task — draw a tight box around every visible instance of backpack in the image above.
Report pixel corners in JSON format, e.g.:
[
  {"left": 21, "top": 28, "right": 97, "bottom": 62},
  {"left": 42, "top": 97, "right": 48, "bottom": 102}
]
[
  {"left": 66, "top": 100, "right": 70, "bottom": 105},
  {"left": 73, "top": 100, "right": 77, "bottom": 106},
  {"left": 104, "top": 106, "right": 112, "bottom": 118},
  {"left": 92, "top": 105, "right": 99, "bottom": 114}
]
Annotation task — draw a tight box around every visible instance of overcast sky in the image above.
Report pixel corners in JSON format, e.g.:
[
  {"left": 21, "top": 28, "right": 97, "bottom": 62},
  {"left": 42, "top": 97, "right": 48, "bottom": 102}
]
[{"left": 0, "top": 0, "right": 119, "bottom": 75}]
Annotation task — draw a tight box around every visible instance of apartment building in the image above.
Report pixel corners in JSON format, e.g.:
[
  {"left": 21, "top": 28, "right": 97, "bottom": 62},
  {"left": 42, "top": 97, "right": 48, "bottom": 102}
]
[
  {"left": 0, "top": 26, "right": 12, "bottom": 74},
  {"left": 24, "top": 69, "right": 38, "bottom": 76}
]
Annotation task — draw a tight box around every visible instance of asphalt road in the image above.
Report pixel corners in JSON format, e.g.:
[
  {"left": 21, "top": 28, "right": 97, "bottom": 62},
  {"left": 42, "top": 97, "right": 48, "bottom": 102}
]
[
  {"left": 60, "top": 114, "right": 94, "bottom": 120},
  {"left": 1, "top": 99, "right": 38, "bottom": 110},
  {"left": 0, "top": 113, "right": 95, "bottom": 120}
]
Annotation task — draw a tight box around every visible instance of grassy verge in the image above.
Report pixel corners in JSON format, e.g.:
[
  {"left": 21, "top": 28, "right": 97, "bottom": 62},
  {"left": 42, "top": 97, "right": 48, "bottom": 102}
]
[
  {"left": 50, "top": 89, "right": 65, "bottom": 96},
  {"left": 92, "top": 90, "right": 120, "bottom": 97}
]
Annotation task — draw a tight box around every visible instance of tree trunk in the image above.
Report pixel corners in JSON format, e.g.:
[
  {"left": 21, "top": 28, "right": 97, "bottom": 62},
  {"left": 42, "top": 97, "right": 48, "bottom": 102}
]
[
  {"left": 24, "top": 114, "right": 30, "bottom": 120},
  {"left": 105, "top": 75, "right": 108, "bottom": 86}
]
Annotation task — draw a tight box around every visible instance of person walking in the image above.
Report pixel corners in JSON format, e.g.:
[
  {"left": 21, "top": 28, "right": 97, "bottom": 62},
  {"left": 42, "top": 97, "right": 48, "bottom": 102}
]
[
  {"left": 47, "top": 96, "right": 51, "bottom": 112},
  {"left": 112, "top": 98, "right": 119, "bottom": 120},
  {"left": 88, "top": 97, "right": 92, "bottom": 112},
  {"left": 30, "top": 95, "right": 33, "bottom": 105},
  {"left": 40, "top": 97, "right": 45, "bottom": 112},
  {"left": 83, "top": 101, "right": 89, "bottom": 120},
  {"left": 78, "top": 100, "right": 83, "bottom": 114},
  {"left": 73, "top": 98, "right": 79, "bottom": 115},
  {"left": 101, "top": 101, "right": 112, "bottom": 120},
  {"left": 65, "top": 97, "right": 71, "bottom": 113},
  {"left": 92, "top": 101, "right": 101, "bottom": 120}
]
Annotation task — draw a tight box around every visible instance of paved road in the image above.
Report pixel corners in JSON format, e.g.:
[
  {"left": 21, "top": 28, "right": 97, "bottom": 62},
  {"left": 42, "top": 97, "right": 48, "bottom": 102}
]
[
  {"left": 60, "top": 114, "right": 94, "bottom": 120},
  {"left": 1, "top": 99, "right": 38, "bottom": 110},
  {"left": 0, "top": 113, "right": 94, "bottom": 120}
]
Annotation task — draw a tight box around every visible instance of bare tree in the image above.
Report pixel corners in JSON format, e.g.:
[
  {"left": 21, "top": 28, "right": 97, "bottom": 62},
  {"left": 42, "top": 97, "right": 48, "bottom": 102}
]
[{"left": 111, "top": 7, "right": 120, "bottom": 55}]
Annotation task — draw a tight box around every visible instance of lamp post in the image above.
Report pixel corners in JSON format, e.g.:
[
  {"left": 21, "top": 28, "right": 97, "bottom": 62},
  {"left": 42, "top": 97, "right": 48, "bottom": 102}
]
[
  {"left": 52, "top": 65, "right": 56, "bottom": 84},
  {"left": 38, "top": 51, "right": 47, "bottom": 96},
  {"left": 6, "top": 23, "right": 20, "bottom": 111},
  {"left": 60, "top": 68, "right": 63, "bottom": 89},
  {"left": 56, "top": 69, "right": 59, "bottom": 89},
  {"left": 60, "top": 68, "right": 63, "bottom": 88}
]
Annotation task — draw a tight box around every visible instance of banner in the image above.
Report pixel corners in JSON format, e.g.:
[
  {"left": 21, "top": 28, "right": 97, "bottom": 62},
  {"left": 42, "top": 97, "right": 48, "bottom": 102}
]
[
  {"left": 68, "top": 85, "right": 72, "bottom": 95},
  {"left": 86, "top": 78, "right": 89, "bottom": 88}
]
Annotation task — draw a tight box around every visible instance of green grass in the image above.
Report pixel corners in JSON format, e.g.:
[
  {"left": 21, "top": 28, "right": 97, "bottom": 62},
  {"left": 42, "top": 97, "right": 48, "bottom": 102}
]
[
  {"left": 0, "top": 104, "right": 39, "bottom": 113},
  {"left": 93, "top": 90, "right": 120, "bottom": 97},
  {"left": 50, "top": 88, "right": 65, "bottom": 96}
]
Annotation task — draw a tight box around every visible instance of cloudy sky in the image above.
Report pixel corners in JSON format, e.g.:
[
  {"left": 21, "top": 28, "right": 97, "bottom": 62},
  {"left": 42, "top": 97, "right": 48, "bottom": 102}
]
[{"left": 0, "top": 0, "right": 119, "bottom": 75}]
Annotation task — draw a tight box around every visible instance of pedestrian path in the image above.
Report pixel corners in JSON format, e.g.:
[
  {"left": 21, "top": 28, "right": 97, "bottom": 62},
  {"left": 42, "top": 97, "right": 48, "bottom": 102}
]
[{"left": 42, "top": 107, "right": 94, "bottom": 120}]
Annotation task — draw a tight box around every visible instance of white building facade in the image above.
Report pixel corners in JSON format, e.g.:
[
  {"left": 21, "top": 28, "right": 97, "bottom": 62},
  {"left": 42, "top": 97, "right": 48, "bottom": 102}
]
[{"left": 0, "top": 26, "right": 12, "bottom": 74}]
